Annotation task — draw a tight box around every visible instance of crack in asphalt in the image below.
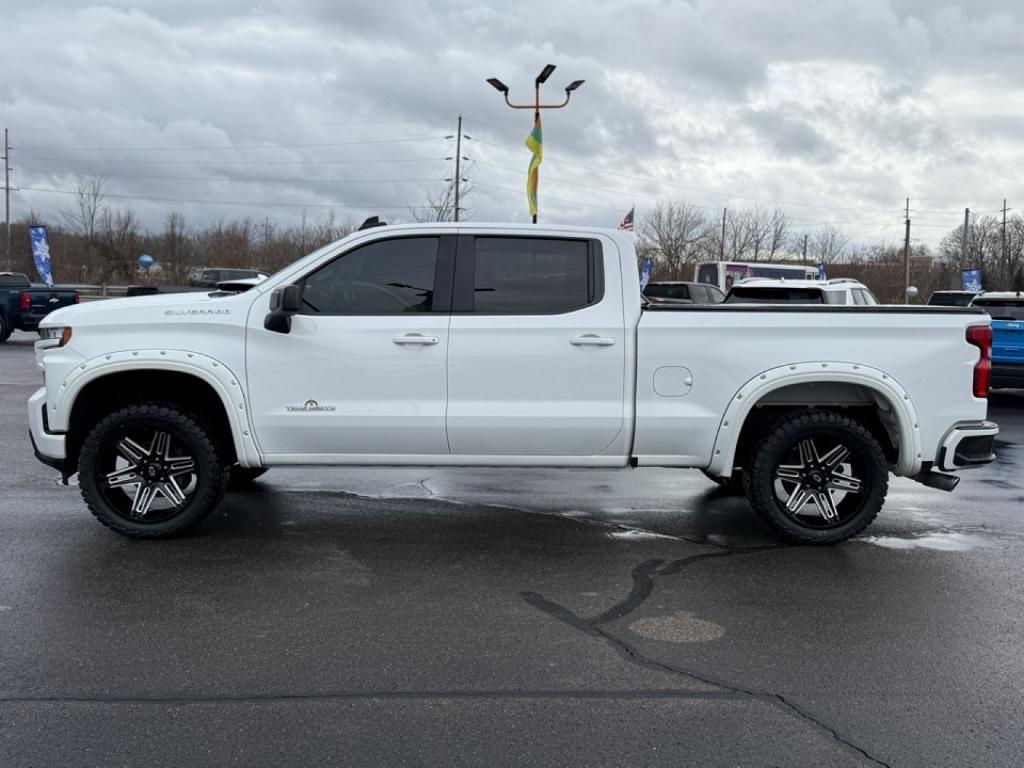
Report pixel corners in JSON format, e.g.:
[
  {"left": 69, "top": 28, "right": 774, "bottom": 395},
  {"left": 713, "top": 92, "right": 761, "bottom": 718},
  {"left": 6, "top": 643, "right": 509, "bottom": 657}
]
[{"left": 523, "top": 548, "right": 893, "bottom": 768}]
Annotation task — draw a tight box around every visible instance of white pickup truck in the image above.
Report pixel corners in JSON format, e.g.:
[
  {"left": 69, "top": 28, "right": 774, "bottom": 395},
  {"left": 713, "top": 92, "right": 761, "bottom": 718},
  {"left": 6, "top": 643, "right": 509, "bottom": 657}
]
[{"left": 29, "top": 223, "right": 998, "bottom": 544}]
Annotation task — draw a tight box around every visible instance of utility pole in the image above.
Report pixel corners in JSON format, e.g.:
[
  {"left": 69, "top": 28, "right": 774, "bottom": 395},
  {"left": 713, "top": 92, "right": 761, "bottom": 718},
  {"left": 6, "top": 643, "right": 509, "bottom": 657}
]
[
  {"left": 3, "top": 128, "right": 10, "bottom": 267},
  {"left": 1002, "top": 199, "right": 1009, "bottom": 277},
  {"left": 903, "top": 197, "right": 911, "bottom": 303},
  {"left": 720, "top": 208, "right": 727, "bottom": 260},
  {"left": 801, "top": 233, "right": 808, "bottom": 266},
  {"left": 962, "top": 208, "right": 970, "bottom": 263},
  {"left": 454, "top": 115, "right": 462, "bottom": 222}
]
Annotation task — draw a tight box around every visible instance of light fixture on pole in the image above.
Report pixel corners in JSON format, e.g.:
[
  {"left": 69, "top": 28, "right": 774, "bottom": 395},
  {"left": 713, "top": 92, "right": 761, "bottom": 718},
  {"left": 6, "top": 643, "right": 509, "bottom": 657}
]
[{"left": 486, "top": 64, "right": 584, "bottom": 223}]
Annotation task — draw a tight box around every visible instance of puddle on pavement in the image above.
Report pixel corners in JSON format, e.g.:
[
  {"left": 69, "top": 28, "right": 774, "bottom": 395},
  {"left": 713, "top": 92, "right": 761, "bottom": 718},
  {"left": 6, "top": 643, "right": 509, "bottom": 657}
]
[
  {"left": 607, "top": 529, "right": 680, "bottom": 541},
  {"left": 859, "top": 531, "right": 990, "bottom": 551},
  {"left": 629, "top": 611, "right": 725, "bottom": 643}
]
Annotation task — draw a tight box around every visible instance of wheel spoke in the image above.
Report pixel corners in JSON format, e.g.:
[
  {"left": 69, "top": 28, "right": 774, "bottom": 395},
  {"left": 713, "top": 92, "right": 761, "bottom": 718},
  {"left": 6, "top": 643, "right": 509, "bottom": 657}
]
[
  {"left": 151, "top": 431, "right": 173, "bottom": 461},
  {"left": 785, "top": 484, "right": 812, "bottom": 512},
  {"left": 829, "top": 472, "right": 863, "bottom": 493},
  {"left": 776, "top": 465, "right": 803, "bottom": 482},
  {"left": 116, "top": 437, "right": 148, "bottom": 464},
  {"left": 105, "top": 465, "right": 141, "bottom": 488},
  {"left": 798, "top": 439, "right": 817, "bottom": 467},
  {"left": 814, "top": 489, "right": 840, "bottom": 522},
  {"left": 158, "top": 478, "right": 188, "bottom": 508},
  {"left": 819, "top": 443, "right": 851, "bottom": 472},
  {"left": 130, "top": 483, "right": 158, "bottom": 517},
  {"left": 167, "top": 458, "right": 196, "bottom": 477}
]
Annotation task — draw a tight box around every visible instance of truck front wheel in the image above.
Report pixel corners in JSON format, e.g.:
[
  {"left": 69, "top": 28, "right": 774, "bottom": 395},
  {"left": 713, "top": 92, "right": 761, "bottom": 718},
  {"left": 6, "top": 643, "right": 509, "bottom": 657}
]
[
  {"left": 745, "top": 410, "right": 888, "bottom": 544},
  {"left": 78, "top": 403, "right": 230, "bottom": 539}
]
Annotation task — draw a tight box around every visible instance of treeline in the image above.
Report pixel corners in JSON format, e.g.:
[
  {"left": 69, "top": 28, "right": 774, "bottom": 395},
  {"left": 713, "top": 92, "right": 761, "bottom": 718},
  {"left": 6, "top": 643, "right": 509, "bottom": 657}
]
[
  {"left": 636, "top": 201, "right": 1024, "bottom": 302},
  {"left": 3, "top": 182, "right": 1024, "bottom": 302},
  {"left": 2, "top": 181, "right": 356, "bottom": 284}
]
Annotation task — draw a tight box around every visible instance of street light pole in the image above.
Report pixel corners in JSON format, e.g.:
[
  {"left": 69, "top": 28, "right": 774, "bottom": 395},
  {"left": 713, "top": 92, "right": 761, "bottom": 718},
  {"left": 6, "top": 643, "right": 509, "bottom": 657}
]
[{"left": 486, "top": 65, "right": 584, "bottom": 223}]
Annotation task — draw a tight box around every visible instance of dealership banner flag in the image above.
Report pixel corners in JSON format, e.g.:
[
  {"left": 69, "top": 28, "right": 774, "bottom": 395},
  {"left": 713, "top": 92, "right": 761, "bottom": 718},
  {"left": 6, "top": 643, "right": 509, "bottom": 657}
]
[
  {"left": 524, "top": 113, "right": 543, "bottom": 219},
  {"left": 640, "top": 258, "right": 652, "bottom": 290},
  {"left": 962, "top": 269, "right": 982, "bottom": 292},
  {"left": 28, "top": 226, "right": 53, "bottom": 287}
]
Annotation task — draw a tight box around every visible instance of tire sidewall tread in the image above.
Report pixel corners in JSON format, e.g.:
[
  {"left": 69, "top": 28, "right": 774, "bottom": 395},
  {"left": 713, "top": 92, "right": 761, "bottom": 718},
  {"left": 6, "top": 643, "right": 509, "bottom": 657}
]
[
  {"left": 78, "top": 402, "right": 229, "bottom": 539},
  {"left": 745, "top": 410, "right": 889, "bottom": 545}
]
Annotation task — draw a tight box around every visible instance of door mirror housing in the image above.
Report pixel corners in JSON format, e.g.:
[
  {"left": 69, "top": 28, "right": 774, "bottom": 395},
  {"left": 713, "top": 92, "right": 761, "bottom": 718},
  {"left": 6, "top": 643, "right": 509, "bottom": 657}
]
[{"left": 265, "top": 284, "right": 302, "bottom": 333}]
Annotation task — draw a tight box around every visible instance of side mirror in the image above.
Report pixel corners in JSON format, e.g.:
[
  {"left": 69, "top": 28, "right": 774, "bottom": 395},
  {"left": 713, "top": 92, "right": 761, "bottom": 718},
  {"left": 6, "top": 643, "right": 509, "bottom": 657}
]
[{"left": 264, "top": 284, "right": 302, "bottom": 333}]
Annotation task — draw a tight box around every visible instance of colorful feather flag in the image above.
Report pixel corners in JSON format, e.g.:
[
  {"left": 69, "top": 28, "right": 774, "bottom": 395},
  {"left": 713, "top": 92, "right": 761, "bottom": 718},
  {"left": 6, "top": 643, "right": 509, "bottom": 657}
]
[{"left": 524, "top": 113, "right": 543, "bottom": 218}]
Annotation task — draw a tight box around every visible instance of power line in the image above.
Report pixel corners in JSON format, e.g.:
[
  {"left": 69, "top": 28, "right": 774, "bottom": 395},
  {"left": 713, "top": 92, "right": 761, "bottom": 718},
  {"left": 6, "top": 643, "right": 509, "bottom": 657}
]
[
  {"left": 15, "top": 137, "right": 445, "bottom": 153},
  {"left": 472, "top": 136, "right": 906, "bottom": 214},
  {"left": 24, "top": 172, "right": 444, "bottom": 185},
  {"left": 17, "top": 185, "right": 439, "bottom": 210},
  {"left": 16, "top": 156, "right": 445, "bottom": 166}
]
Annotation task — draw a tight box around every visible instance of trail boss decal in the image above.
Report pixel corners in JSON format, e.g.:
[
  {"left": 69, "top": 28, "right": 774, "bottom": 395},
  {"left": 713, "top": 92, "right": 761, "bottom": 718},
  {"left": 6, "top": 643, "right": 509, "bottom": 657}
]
[{"left": 286, "top": 400, "right": 337, "bottom": 412}]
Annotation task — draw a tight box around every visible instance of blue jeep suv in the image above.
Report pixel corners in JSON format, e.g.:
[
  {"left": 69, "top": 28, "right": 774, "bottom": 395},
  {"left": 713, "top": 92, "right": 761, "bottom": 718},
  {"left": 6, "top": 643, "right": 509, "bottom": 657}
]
[{"left": 971, "top": 292, "right": 1024, "bottom": 389}]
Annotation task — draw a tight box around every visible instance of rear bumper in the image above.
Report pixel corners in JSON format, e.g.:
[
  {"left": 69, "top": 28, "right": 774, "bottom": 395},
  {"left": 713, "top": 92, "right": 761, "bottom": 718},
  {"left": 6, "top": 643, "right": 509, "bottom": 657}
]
[
  {"left": 991, "top": 362, "right": 1024, "bottom": 389},
  {"left": 28, "top": 387, "right": 66, "bottom": 473},
  {"left": 936, "top": 420, "right": 999, "bottom": 472}
]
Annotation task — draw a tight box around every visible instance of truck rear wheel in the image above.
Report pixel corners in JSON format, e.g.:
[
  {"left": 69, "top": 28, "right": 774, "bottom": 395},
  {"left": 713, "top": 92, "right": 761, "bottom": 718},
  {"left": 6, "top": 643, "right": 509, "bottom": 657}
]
[
  {"left": 78, "top": 403, "right": 230, "bottom": 539},
  {"left": 745, "top": 410, "right": 888, "bottom": 544},
  {"left": 0, "top": 315, "right": 10, "bottom": 342}
]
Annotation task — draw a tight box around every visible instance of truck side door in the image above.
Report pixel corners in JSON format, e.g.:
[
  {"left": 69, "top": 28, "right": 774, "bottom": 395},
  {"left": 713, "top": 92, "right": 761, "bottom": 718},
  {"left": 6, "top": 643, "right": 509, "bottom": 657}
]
[
  {"left": 446, "top": 234, "right": 626, "bottom": 457},
  {"left": 245, "top": 235, "right": 454, "bottom": 458}
]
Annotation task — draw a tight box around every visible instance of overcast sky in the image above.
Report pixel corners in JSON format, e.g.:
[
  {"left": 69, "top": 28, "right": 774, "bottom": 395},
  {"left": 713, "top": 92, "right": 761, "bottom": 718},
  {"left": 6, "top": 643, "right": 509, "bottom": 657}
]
[{"left": 3, "top": 0, "right": 1024, "bottom": 249}]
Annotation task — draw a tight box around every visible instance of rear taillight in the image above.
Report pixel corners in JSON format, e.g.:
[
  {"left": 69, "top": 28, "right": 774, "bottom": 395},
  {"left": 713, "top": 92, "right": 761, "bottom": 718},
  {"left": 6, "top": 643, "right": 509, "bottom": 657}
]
[
  {"left": 966, "top": 325, "right": 991, "bottom": 398},
  {"left": 19, "top": 292, "right": 30, "bottom": 311},
  {"left": 73, "top": 292, "right": 81, "bottom": 304}
]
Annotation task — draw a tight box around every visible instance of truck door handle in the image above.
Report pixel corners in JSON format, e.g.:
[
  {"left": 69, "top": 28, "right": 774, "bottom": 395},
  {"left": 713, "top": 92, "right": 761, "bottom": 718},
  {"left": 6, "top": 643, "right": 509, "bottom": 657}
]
[
  {"left": 570, "top": 335, "right": 616, "bottom": 347},
  {"left": 393, "top": 334, "right": 439, "bottom": 346}
]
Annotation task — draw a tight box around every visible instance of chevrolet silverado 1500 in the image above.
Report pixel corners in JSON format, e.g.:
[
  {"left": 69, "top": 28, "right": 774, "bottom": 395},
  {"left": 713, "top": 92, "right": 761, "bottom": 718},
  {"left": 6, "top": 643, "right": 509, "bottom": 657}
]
[{"left": 29, "top": 223, "right": 998, "bottom": 543}]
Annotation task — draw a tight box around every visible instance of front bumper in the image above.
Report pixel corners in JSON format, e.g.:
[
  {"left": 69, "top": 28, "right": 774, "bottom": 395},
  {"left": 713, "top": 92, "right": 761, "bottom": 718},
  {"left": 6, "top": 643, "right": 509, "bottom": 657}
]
[
  {"left": 28, "top": 387, "right": 66, "bottom": 473},
  {"left": 936, "top": 420, "right": 999, "bottom": 472}
]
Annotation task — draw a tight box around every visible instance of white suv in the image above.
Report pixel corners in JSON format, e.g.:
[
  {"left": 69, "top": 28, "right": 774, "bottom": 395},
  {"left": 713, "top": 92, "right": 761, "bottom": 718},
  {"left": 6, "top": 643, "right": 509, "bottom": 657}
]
[{"left": 725, "top": 278, "right": 879, "bottom": 305}]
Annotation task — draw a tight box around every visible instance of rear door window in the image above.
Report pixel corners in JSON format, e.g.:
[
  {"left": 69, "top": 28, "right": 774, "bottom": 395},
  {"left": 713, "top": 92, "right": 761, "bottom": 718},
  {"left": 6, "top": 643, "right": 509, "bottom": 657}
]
[
  {"left": 689, "top": 284, "right": 711, "bottom": 303},
  {"left": 467, "top": 237, "right": 602, "bottom": 314}
]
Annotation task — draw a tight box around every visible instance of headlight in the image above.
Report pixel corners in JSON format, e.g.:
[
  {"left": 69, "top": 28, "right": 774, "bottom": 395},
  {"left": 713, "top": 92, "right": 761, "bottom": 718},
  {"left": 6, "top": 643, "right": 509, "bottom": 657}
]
[{"left": 39, "top": 326, "right": 73, "bottom": 347}]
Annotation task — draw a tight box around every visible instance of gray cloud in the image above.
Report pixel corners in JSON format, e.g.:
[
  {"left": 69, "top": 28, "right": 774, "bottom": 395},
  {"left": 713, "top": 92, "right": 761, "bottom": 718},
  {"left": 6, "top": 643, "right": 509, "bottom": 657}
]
[{"left": 1, "top": 0, "right": 1023, "bottom": 246}]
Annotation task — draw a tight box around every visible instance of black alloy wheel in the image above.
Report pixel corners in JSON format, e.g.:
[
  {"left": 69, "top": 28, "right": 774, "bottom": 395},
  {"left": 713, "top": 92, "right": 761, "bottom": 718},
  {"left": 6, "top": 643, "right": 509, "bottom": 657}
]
[
  {"left": 79, "top": 403, "right": 229, "bottom": 538},
  {"left": 745, "top": 410, "right": 888, "bottom": 544}
]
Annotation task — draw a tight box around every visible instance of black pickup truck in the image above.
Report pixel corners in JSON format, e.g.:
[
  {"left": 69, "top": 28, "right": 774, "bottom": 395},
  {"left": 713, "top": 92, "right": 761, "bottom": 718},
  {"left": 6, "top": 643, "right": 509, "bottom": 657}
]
[{"left": 0, "top": 272, "right": 79, "bottom": 342}]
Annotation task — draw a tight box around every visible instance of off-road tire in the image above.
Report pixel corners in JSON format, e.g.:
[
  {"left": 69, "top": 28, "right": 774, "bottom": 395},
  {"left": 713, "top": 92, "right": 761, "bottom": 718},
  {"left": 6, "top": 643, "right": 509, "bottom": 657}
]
[
  {"left": 745, "top": 410, "right": 888, "bottom": 545},
  {"left": 79, "top": 403, "right": 230, "bottom": 539}
]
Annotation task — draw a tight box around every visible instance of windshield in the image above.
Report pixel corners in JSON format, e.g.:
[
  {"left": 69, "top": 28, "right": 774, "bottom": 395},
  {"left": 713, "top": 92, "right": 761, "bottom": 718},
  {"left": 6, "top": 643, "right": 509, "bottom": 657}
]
[
  {"left": 724, "top": 287, "right": 824, "bottom": 304},
  {"left": 929, "top": 293, "right": 975, "bottom": 307},
  {"left": 972, "top": 299, "right": 1024, "bottom": 321},
  {"left": 645, "top": 284, "right": 690, "bottom": 300}
]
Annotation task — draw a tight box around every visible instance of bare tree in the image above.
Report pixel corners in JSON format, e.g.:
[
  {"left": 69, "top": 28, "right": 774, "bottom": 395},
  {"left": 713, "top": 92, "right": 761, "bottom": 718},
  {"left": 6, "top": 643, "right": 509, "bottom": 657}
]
[
  {"left": 97, "top": 207, "right": 142, "bottom": 282},
  {"left": 638, "top": 200, "right": 707, "bottom": 278},
  {"left": 810, "top": 225, "right": 849, "bottom": 264},
  {"left": 767, "top": 208, "right": 789, "bottom": 260}
]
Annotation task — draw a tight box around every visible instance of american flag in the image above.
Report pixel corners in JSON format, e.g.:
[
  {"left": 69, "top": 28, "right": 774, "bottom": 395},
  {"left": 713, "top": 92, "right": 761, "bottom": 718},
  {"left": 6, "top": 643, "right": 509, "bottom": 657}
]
[{"left": 618, "top": 206, "right": 635, "bottom": 231}]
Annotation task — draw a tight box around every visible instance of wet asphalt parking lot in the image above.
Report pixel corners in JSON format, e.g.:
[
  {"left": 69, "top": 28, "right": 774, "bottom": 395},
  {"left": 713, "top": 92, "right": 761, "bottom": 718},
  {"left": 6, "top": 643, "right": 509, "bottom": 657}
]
[{"left": 1, "top": 329, "right": 1022, "bottom": 767}]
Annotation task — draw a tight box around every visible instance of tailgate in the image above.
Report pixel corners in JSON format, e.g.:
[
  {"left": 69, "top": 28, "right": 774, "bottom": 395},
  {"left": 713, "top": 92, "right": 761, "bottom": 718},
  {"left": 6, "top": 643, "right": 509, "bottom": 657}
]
[
  {"left": 992, "top": 320, "right": 1024, "bottom": 364},
  {"left": 29, "top": 290, "right": 77, "bottom": 315}
]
